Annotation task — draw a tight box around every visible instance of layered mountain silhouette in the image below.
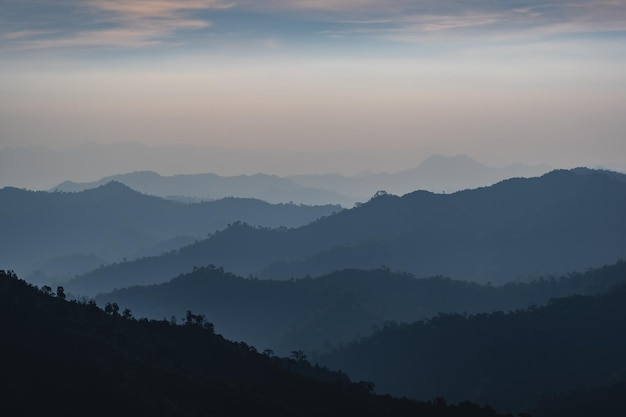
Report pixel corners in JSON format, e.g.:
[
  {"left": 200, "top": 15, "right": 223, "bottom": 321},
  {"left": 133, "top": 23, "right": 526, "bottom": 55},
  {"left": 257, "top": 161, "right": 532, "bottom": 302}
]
[
  {"left": 0, "top": 183, "right": 340, "bottom": 283},
  {"left": 95, "top": 261, "right": 626, "bottom": 354},
  {"left": 316, "top": 280, "right": 626, "bottom": 414},
  {"left": 49, "top": 154, "right": 549, "bottom": 206},
  {"left": 1, "top": 270, "right": 510, "bottom": 417},
  {"left": 288, "top": 154, "right": 550, "bottom": 200},
  {"left": 52, "top": 171, "right": 351, "bottom": 206},
  {"left": 67, "top": 168, "right": 626, "bottom": 296},
  {"left": 3, "top": 142, "right": 553, "bottom": 202}
]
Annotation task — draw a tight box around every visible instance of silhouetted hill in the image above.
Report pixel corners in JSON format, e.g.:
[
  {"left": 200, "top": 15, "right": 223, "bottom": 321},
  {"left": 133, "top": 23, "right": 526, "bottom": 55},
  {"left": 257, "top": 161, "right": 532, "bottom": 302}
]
[
  {"left": 0, "top": 183, "right": 340, "bottom": 283},
  {"left": 95, "top": 261, "right": 626, "bottom": 354},
  {"left": 49, "top": 155, "right": 548, "bottom": 206},
  {"left": 288, "top": 154, "right": 550, "bottom": 200},
  {"left": 264, "top": 168, "right": 626, "bottom": 279},
  {"left": 1, "top": 142, "right": 561, "bottom": 197},
  {"left": 52, "top": 170, "right": 352, "bottom": 206},
  {"left": 68, "top": 169, "right": 626, "bottom": 294},
  {"left": 0, "top": 270, "right": 508, "bottom": 417},
  {"left": 532, "top": 373, "right": 626, "bottom": 417},
  {"left": 316, "top": 282, "right": 626, "bottom": 414}
]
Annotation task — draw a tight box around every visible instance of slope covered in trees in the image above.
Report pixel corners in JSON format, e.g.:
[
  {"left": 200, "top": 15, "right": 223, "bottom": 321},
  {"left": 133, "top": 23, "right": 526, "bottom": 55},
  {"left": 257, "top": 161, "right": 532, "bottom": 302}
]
[
  {"left": 0, "top": 270, "right": 508, "bottom": 417},
  {"left": 0, "top": 182, "right": 340, "bottom": 284},
  {"left": 68, "top": 169, "right": 626, "bottom": 295},
  {"left": 95, "top": 261, "right": 626, "bottom": 354},
  {"left": 316, "top": 281, "right": 626, "bottom": 414}
]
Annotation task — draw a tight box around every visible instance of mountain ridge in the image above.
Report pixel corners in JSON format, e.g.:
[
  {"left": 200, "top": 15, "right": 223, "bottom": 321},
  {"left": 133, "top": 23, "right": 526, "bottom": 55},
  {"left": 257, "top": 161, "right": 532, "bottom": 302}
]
[
  {"left": 0, "top": 182, "right": 340, "bottom": 283},
  {"left": 1, "top": 270, "right": 509, "bottom": 417},
  {"left": 48, "top": 154, "right": 552, "bottom": 206},
  {"left": 316, "top": 281, "right": 626, "bottom": 414},
  {"left": 51, "top": 171, "right": 352, "bottom": 206},
  {"left": 287, "top": 154, "right": 551, "bottom": 199},
  {"left": 94, "top": 260, "right": 626, "bottom": 354},
  {"left": 65, "top": 168, "right": 626, "bottom": 296}
]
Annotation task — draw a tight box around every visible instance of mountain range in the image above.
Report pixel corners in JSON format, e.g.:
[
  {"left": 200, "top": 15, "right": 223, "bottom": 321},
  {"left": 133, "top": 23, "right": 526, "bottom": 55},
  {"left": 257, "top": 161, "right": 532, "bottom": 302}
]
[
  {"left": 316, "top": 279, "right": 626, "bottom": 414},
  {"left": 1, "top": 270, "right": 511, "bottom": 417},
  {"left": 0, "top": 182, "right": 340, "bottom": 284},
  {"left": 4, "top": 153, "right": 626, "bottom": 417},
  {"left": 49, "top": 154, "right": 550, "bottom": 206},
  {"left": 1, "top": 142, "right": 556, "bottom": 195},
  {"left": 288, "top": 154, "right": 550, "bottom": 200},
  {"left": 95, "top": 261, "right": 626, "bottom": 354},
  {"left": 52, "top": 171, "right": 351, "bottom": 206},
  {"left": 66, "top": 168, "right": 626, "bottom": 296}
]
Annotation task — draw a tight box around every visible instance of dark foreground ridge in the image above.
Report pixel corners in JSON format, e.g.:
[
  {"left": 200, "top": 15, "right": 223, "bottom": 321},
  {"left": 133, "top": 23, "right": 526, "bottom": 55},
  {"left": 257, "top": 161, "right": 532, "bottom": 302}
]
[{"left": 0, "top": 270, "right": 510, "bottom": 417}]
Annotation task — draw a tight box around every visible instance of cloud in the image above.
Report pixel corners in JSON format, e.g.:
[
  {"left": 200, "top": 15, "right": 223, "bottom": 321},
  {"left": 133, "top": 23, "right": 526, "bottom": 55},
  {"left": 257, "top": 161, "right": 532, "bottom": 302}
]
[
  {"left": 0, "top": 30, "right": 55, "bottom": 41},
  {"left": 16, "top": 28, "right": 192, "bottom": 49},
  {"left": 241, "top": 0, "right": 626, "bottom": 43},
  {"left": 3, "top": 0, "right": 626, "bottom": 51},
  {"left": 89, "top": 0, "right": 232, "bottom": 17},
  {"left": 242, "top": 0, "right": 383, "bottom": 12},
  {"left": 401, "top": 13, "right": 502, "bottom": 33},
  {"left": 3, "top": 0, "right": 232, "bottom": 49},
  {"left": 246, "top": 0, "right": 626, "bottom": 35}
]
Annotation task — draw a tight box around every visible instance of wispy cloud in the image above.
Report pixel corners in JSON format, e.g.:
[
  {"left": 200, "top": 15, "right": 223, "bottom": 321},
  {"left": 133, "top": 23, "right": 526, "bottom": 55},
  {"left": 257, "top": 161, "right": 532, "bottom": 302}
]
[
  {"left": 89, "top": 0, "right": 232, "bottom": 18},
  {"left": 250, "top": 0, "right": 626, "bottom": 20},
  {"left": 2, "top": 0, "right": 626, "bottom": 51},
  {"left": 3, "top": 0, "right": 232, "bottom": 49},
  {"left": 241, "top": 0, "right": 626, "bottom": 43},
  {"left": 0, "top": 30, "right": 56, "bottom": 41}
]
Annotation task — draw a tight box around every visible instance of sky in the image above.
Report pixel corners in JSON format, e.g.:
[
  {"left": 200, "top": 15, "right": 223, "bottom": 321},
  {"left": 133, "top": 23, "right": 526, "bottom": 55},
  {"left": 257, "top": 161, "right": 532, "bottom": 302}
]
[{"left": 1, "top": 0, "right": 626, "bottom": 176}]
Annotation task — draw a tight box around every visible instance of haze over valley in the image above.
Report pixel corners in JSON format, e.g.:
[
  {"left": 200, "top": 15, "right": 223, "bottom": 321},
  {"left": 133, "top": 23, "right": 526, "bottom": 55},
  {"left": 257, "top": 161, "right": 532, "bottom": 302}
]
[{"left": 2, "top": 0, "right": 626, "bottom": 415}]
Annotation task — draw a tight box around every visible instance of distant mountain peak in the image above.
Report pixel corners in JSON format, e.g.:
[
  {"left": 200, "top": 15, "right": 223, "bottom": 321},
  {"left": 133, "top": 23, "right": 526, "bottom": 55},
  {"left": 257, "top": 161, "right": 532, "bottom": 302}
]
[
  {"left": 91, "top": 180, "right": 138, "bottom": 194},
  {"left": 49, "top": 180, "right": 86, "bottom": 193}
]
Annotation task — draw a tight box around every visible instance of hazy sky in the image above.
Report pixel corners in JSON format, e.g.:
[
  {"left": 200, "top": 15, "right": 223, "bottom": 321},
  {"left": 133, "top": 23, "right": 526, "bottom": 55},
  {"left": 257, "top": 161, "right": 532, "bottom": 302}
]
[{"left": 1, "top": 0, "right": 625, "bottom": 173}]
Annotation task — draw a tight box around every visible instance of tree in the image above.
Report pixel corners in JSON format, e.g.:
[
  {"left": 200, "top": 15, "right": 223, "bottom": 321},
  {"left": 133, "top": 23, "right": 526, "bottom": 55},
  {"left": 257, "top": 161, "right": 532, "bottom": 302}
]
[
  {"left": 104, "top": 302, "right": 120, "bottom": 316},
  {"left": 290, "top": 350, "right": 307, "bottom": 362},
  {"left": 122, "top": 308, "right": 133, "bottom": 319},
  {"left": 357, "top": 381, "right": 375, "bottom": 393},
  {"left": 56, "top": 286, "right": 66, "bottom": 300},
  {"left": 185, "top": 310, "right": 212, "bottom": 330},
  {"left": 202, "top": 321, "right": 215, "bottom": 333}
]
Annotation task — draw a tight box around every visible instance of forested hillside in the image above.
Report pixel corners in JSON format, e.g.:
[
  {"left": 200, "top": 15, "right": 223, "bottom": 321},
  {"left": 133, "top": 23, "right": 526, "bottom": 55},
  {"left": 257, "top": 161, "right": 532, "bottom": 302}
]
[
  {"left": 68, "top": 169, "right": 626, "bottom": 295},
  {"left": 0, "top": 270, "right": 508, "bottom": 417},
  {"left": 95, "top": 261, "right": 626, "bottom": 354},
  {"left": 0, "top": 182, "right": 340, "bottom": 283},
  {"left": 317, "top": 282, "right": 626, "bottom": 414}
]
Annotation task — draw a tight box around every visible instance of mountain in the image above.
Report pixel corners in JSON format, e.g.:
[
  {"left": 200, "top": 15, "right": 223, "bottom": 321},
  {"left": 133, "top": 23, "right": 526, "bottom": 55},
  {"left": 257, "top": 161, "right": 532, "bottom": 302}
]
[
  {"left": 316, "top": 282, "right": 626, "bottom": 415},
  {"left": 67, "top": 168, "right": 626, "bottom": 295},
  {"left": 1, "top": 142, "right": 562, "bottom": 193},
  {"left": 288, "top": 154, "right": 551, "bottom": 201},
  {"left": 52, "top": 171, "right": 352, "bottom": 206},
  {"left": 0, "top": 183, "right": 340, "bottom": 283},
  {"left": 94, "top": 261, "right": 626, "bottom": 354},
  {"left": 0, "top": 270, "right": 510, "bottom": 417},
  {"left": 48, "top": 155, "right": 549, "bottom": 207}
]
